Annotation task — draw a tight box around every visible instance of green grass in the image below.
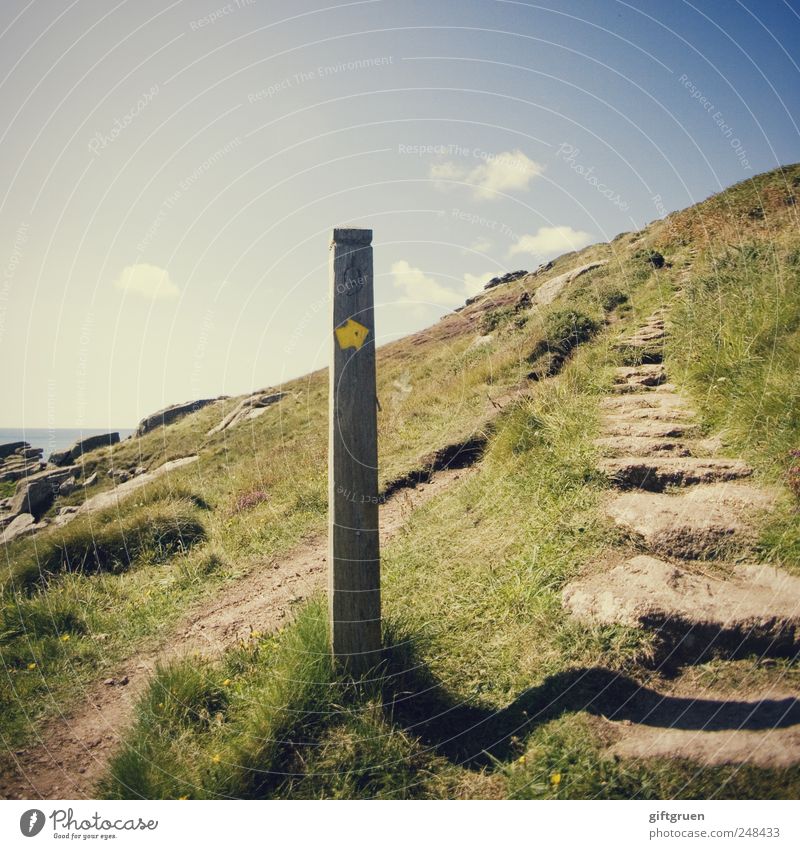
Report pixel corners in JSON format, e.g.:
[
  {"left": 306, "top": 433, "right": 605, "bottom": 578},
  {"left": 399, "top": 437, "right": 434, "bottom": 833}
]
[
  {"left": 6, "top": 162, "right": 800, "bottom": 797},
  {"left": 666, "top": 237, "right": 800, "bottom": 571}
]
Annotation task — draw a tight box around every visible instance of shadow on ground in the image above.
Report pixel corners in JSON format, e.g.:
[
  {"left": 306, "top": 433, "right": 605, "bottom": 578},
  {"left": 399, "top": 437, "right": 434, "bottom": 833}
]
[{"left": 381, "top": 649, "right": 800, "bottom": 767}]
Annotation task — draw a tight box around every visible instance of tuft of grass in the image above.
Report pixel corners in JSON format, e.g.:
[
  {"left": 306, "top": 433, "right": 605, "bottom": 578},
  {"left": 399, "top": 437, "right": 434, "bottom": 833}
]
[{"left": 5, "top": 497, "right": 206, "bottom": 591}]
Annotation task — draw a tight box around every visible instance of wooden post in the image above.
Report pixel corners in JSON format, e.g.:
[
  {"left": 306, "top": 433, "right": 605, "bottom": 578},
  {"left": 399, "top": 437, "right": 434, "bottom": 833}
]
[{"left": 328, "top": 227, "right": 381, "bottom": 675}]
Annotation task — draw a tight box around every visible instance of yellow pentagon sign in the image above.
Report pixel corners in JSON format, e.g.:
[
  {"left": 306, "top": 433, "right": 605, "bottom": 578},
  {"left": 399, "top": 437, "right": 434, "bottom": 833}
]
[{"left": 335, "top": 318, "right": 369, "bottom": 351}]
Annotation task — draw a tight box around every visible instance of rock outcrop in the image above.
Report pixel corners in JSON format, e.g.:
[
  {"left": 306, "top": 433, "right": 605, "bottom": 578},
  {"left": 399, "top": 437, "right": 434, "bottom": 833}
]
[
  {"left": 48, "top": 432, "right": 120, "bottom": 466},
  {"left": 135, "top": 398, "right": 220, "bottom": 436},
  {"left": 0, "top": 441, "right": 45, "bottom": 482},
  {"left": 207, "top": 391, "right": 286, "bottom": 436},
  {"left": 8, "top": 466, "right": 79, "bottom": 520},
  {"left": 533, "top": 260, "right": 608, "bottom": 306},
  {"left": 482, "top": 269, "right": 527, "bottom": 291}
]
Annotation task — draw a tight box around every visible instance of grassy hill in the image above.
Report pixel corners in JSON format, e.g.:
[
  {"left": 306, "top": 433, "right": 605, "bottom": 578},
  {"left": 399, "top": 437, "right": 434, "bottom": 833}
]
[{"left": 2, "top": 163, "right": 800, "bottom": 799}]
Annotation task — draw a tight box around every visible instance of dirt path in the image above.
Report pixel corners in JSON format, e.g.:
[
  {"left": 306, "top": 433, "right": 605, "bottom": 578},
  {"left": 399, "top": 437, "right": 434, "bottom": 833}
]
[
  {"left": 564, "top": 309, "right": 800, "bottom": 768},
  {"left": 0, "top": 466, "right": 474, "bottom": 800}
]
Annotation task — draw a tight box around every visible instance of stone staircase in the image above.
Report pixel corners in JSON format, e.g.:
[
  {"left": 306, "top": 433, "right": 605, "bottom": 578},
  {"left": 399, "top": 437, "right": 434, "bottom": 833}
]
[{"left": 563, "top": 307, "right": 800, "bottom": 766}]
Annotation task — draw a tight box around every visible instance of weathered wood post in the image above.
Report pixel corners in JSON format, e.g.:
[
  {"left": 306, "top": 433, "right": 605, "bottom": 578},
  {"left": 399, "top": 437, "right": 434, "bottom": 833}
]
[{"left": 328, "top": 227, "right": 381, "bottom": 675}]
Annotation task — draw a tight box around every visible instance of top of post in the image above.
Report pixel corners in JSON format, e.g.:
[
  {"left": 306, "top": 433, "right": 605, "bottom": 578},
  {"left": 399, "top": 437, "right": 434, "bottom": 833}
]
[{"left": 332, "top": 228, "right": 372, "bottom": 245}]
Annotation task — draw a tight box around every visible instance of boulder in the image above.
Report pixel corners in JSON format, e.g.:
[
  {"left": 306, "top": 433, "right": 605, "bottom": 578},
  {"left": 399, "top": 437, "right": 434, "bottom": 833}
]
[
  {"left": 0, "top": 441, "right": 27, "bottom": 459},
  {"left": 136, "top": 399, "right": 218, "bottom": 436},
  {"left": 483, "top": 270, "right": 527, "bottom": 291},
  {"left": 534, "top": 260, "right": 608, "bottom": 306},
  {"left": 83, "top": 472, "right": 98, "bottom": 487},
  {"left": 49, "top": 432, "right": 120, "bottom": 466},
  {"left": 58, "top": 476, "right": 76, "bottom": 496},
  {"left": 1, "top": 512, "right": 37, "bottom": 543},
  {"left": 9, "top": 466, "right": 79, "bottom": 520}
]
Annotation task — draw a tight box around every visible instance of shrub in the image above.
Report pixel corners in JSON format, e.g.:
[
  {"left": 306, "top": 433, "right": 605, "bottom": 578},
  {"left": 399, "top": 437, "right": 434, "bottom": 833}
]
[
  {"left": 232, "top": 489, "right": 269, "bottom": 513},
  {"left": 480, "top": 305, "right": 516, "bottom": 334}
]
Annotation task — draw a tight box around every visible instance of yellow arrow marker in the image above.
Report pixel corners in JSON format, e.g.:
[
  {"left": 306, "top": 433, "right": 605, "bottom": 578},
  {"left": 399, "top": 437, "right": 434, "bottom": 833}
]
[{"left": 335, "top": 318, "right": 369, "bottom": 351}]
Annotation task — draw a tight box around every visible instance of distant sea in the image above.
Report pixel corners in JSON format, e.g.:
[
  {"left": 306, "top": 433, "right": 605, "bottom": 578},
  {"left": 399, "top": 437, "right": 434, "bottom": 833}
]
[{"left": 0, "top": 428, "right": 135, "bottom": 460}]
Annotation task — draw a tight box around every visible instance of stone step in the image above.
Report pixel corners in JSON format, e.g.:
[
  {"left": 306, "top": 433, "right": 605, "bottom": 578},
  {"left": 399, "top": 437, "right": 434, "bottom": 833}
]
[
  {"left": 563, "top": 554, "right": 800, "bottom": 662},
  {"left": 613, "top": 364, "right": 666, "bottom": 385},
  {"left": 601, "top": 419, "right": 701, "bottom": 439},
  {"left": 609, "top": 719, "right": 800, "bottom": 768},
  {"left": 612, "top": 382, "right": 676, "bottom": 395},
  {"left": 603, "top": 408, "right": 694, "bottom": 427},
  {"left": 619, "top": 348, "right": 664, "bottom": 366},
  {"left": 601, "top": 392, "right": 688, "bottom": 412},
  {"left": 599, "top": 456, "right": 752, "bottom": 491},
  {"left": 605, "top": 482, "right": 774, "bottom": 558},
  {"left": 594, "top": 436, "right": 691, "bottom": 458}
]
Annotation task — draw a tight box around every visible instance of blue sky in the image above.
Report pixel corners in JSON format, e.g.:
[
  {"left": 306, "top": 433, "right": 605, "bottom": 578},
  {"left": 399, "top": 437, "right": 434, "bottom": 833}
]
[{"left": 1, "top": 0, "right": 798, "bottom": 427}]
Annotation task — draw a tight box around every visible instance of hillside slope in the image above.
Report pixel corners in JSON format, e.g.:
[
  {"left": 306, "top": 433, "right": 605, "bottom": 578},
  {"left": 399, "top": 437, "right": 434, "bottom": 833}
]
[{"left": 2, "top": 163, "right": 800, "bottom": 800}]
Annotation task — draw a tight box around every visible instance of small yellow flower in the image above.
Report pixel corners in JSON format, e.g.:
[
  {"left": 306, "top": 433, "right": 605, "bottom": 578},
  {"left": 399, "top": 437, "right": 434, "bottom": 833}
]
[
  {"left": 251, "top": 631, "right": 262, "bottom": 639},
  {"left": 211, "top": 754, "right": 221, "bottom": 764},
  {"left": 27, "top": 662, "right": 37, "bottom": 670},
  {"left": 550, "top": 773, "right": 562, "bottom": 786},
  {"left": 61, "top": 634, "right": 70, "bottom": 642},
  {"left": 157, "top": 703, "right": 164, "bottom": 709},
  {"left": 222, "top": 679, "right": 231, "bottom": 686},
  {"left": 517, "top": 755, "right": 526, "bottom": 764},
  {"left": 178, "top": 795, "right": 189, "bottom": 800}
]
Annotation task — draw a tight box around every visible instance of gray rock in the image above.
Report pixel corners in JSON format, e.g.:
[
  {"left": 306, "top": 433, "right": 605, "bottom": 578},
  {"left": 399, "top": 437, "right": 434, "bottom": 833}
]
[
  {"left": 0, "top": 461, "right": 45, "bottom": 483},
  {"left": 534, "top": 260, "right": 608, "bottom": 306},
  {"left": 58, "top": 476, "right": 76, "bottom": 496},
  {"left": 207, "top": 392, "right": 286, "bottom": 436},
  {"left": 9, "top": 466, "right": 78, "bottom": 519},
  {"left": 482, "top": 269, "right": 528, "bottom": 291},
  {"left": 1, "top": 512, "right": 36, "bottom": 542},
  {"left": 49, "top": 432, "right": 120, "bottom": 466},
  {"left": 136, "top": 399, "right": 218, "bottom": 436},
  {"left": 0, "top": 441, "right": 27, "bottom": 459},
  {"left": 83, "top": 472, "right": 98, "bottom": 487},
  {"left": 15, "top": 446, "right": 43, "bottom": 460}
]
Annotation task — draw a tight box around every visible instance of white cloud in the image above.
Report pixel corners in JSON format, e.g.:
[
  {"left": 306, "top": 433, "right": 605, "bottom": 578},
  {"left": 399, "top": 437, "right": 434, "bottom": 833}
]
[
  {"left": 391, "top": 260, "right": 462, "bottom": 307},
  {"left": 391, "top": 261, "right": 495, "bottom": 309},
  {"left": 509, "top": 225, "right": 593, "bottom": 259},
  {"left": 429, "top": 149, "right": 543, "bottom": 200},
  {"left": 113, "top": 263, "right": 179, "bottom": 300}
]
